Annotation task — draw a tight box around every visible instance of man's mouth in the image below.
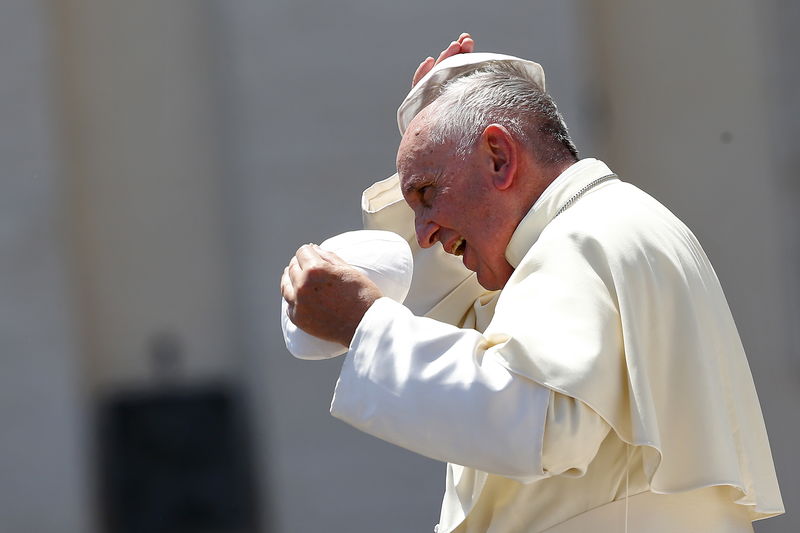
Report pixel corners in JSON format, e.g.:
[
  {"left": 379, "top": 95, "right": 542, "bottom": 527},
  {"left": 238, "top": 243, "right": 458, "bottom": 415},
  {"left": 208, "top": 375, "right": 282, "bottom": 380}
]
[{"left": 451, "top": 237, "right": 466, "bottom": 256}]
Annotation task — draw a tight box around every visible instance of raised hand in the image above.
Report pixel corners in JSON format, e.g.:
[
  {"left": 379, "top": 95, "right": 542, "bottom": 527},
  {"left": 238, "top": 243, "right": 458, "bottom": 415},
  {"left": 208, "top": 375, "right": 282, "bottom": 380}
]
[{"left": 411, "top": 32, "right": 475, "bottom": 87}]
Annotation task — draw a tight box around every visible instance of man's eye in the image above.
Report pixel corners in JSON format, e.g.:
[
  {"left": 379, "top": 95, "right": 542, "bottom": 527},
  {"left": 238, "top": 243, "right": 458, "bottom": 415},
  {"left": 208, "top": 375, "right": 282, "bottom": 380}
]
[{"left": 419, "top": 186, "right": 433, "bottom": 202}]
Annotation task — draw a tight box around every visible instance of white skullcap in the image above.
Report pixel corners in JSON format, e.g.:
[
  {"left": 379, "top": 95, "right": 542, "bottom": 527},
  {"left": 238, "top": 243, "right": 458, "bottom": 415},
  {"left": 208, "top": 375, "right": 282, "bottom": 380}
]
[
  {"left": 397, "top": 52, "right": 546, "bottom": 135},
  {"left": 281, "top": 230, "right": 414, "bottom": 360}
]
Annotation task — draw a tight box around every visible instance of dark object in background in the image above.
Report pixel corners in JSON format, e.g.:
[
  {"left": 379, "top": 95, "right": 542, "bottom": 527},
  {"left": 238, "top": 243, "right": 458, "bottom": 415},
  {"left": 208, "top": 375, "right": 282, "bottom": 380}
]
[{"left": 98, "top": 384, "right": 261, "bottom": 533}]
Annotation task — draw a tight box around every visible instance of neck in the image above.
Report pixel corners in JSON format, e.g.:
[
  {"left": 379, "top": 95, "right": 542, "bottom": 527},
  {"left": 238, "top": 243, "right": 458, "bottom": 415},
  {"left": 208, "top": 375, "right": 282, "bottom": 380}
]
[{"left": 519, "top": 158, "right": 576, "bottom": 215}]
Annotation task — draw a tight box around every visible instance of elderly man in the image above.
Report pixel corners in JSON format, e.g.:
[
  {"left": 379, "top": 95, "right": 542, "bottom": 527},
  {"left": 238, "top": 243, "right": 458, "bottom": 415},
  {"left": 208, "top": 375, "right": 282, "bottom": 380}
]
[{"left": 281, "top": 35, "right": 783, "bottom": 532}]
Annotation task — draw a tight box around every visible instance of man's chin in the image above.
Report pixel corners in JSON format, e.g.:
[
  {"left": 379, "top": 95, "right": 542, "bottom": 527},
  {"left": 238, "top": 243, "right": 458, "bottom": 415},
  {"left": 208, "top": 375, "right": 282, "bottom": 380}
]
[
  {"left": 474, "top": 263, "right": 514, "bottom": 291},
  {"left": 476, "top": 271, "right": 504, "bottom": 291}
]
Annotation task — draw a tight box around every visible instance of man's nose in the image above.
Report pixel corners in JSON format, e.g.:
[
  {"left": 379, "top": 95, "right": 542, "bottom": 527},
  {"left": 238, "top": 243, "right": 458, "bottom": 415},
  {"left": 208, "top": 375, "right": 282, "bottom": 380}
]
[{"left": 415, "top": 218, "right": 440, "bottom": 248}]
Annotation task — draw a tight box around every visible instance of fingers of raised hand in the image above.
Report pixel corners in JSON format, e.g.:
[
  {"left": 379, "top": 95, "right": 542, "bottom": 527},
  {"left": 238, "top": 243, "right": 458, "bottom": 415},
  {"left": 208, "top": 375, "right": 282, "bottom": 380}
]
[
  {"left": 435, "top": 33, "right": 474, "bottom": 64},
  {"left": 412, "top": 56, "right": 435, "bottom": 87},
  {"left": 412, "top": 33, "right": 475, "bottom": 87},
  {"left": 458, "top": 33, "right": 474, "bottom": 53},
  {"left": 436, "top": 40, "right": 462, "bottom": 64}
]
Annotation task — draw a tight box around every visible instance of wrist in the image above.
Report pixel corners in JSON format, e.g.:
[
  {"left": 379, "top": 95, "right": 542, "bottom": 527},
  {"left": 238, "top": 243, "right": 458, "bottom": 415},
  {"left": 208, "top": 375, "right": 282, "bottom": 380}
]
[{"left": 341, "top": 288, "right": 381, "bottom": 346}]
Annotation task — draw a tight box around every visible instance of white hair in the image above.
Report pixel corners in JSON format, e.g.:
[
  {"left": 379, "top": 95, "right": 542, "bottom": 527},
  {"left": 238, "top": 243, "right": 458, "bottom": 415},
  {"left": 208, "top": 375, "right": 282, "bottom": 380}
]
[{"left": 425, "top": 61, "right": 578, "bottom": 166}]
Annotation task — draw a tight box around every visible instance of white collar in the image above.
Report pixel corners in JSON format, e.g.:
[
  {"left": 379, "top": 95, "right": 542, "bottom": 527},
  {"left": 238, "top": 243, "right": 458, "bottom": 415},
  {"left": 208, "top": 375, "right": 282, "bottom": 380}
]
[{"left": 505, "top": 158, "right": 618, "bottom": 268}]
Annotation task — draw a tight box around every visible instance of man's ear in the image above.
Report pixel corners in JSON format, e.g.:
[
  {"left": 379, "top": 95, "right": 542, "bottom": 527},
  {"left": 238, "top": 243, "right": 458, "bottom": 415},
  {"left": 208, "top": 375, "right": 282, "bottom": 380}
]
[{"left": 481, "top": 124, "right": 517, "bottom": 191}]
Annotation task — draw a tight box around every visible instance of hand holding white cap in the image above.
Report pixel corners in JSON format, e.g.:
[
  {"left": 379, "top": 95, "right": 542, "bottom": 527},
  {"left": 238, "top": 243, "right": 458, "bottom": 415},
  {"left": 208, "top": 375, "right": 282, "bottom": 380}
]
[{"left": 281, "top": 230, "right": 413, "bottom": 360}]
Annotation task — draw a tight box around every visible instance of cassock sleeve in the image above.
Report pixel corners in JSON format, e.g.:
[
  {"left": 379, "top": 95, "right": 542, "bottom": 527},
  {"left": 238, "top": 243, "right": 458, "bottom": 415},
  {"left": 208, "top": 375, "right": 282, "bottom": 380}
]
[{"left": 330, "top": 297, "right": 611, "bottom": 482}]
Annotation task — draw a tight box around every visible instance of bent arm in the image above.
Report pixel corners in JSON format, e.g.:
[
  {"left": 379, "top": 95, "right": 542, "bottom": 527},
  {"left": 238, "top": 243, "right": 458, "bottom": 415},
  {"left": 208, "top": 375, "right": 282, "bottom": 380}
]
[{"left": 331, "top": 298, "right": 609, "bottom": 481}]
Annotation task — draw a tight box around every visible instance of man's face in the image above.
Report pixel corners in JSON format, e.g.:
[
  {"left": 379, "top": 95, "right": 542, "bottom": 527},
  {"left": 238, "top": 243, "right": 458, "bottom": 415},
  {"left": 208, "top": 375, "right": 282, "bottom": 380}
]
[{"left": 396, "top": 118, "right": 515, "bottom": 290}]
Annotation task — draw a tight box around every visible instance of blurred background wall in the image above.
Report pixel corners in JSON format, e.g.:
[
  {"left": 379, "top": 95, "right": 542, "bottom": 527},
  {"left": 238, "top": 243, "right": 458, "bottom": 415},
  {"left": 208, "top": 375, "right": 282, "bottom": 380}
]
[{"left": 0, "top": 1, "right": 796, "bottom": 532}]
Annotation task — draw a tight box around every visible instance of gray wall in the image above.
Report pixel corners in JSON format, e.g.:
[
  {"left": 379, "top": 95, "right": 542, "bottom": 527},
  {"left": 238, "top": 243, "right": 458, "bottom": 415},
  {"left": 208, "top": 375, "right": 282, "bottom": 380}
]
[
  {"left": 0, "top": 1, "right": 795, "bottom": 532},
  {"left": 0, "top": 1, "right": 93, "bottom": 531}
]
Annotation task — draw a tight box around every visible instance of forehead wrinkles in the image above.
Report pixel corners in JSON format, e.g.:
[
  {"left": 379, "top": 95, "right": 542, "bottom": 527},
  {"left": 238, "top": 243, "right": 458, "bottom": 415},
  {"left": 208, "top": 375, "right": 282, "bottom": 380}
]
[
  {"left": 400, "top": 164, "right": 445, "bottom": 198},
  {"left": 397, "top": 111, "right": 463, "bottom": 201},
  {"left": 398, "top": 132, "right": 443, "bottom": 192}
]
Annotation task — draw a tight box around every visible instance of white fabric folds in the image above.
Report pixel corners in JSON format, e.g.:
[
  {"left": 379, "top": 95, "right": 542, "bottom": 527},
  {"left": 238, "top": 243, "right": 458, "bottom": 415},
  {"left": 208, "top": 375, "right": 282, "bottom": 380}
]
[
  {"left": 281, "top": 230, "right": 413, "bottom": 360},
  {"left": 487, "top": 159, "right": 784, "bottom": 522}
]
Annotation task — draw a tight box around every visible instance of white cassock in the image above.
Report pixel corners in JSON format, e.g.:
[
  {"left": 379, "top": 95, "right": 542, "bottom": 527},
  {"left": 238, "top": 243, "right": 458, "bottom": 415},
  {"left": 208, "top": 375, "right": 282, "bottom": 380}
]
[{"left": 326, "top": 55, "right": 784, "bottom": 532}]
